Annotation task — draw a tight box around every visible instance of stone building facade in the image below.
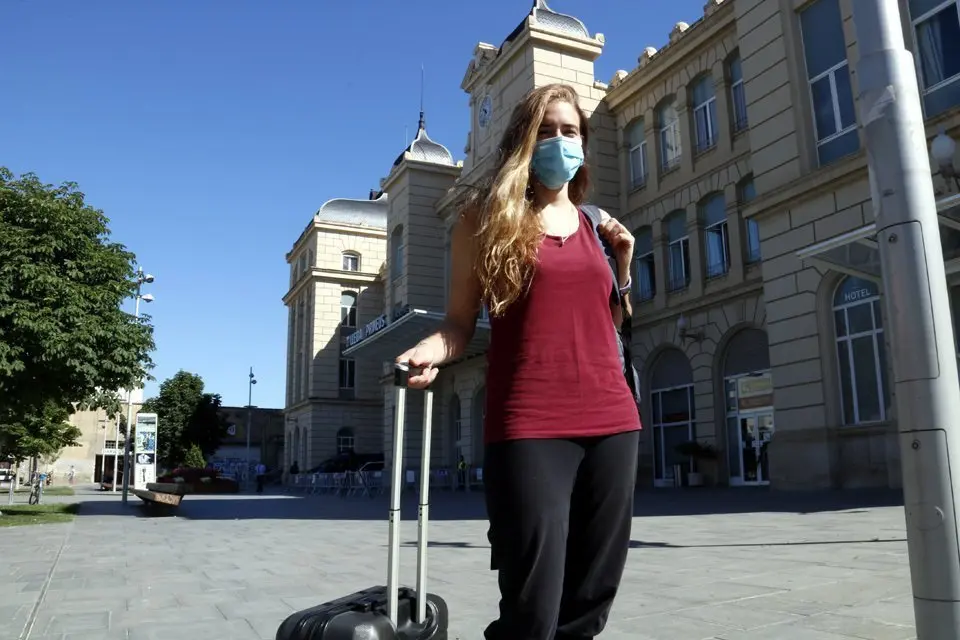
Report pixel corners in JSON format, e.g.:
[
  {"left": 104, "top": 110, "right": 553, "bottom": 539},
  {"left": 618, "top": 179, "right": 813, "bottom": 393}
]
[{"left": 284, "top": 0, "right": 960, "bottom": 490}]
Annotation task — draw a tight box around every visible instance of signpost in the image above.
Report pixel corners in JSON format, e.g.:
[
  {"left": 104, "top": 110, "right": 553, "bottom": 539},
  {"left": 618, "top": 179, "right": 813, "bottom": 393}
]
[{"left": 133, "top": 413, "right": 158, "bottom": 491}]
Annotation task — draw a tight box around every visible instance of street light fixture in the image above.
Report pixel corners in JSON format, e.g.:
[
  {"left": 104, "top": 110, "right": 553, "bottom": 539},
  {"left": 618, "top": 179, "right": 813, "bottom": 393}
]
[
  {"left": 677, "top": 314, "right": 704, "bottom": 344},
  {"left": 121, "top": 267, "right": 154, "bottom": 505},
  {"left": 931, "top": 126, "right": 959, "bottom": 191},
  {"left": 246, "top": 367, "right": 257, "bottom": 489}
]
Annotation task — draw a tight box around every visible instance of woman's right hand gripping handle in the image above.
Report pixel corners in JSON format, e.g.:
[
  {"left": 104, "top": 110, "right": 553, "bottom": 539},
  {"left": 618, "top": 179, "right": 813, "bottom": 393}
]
[{"left": 395, "top": 341, "right": 439, "bottom": 390}]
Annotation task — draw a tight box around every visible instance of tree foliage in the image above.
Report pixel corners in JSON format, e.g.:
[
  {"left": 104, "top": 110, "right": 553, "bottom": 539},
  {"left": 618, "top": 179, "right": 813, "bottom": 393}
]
[
  {"left": 183, "top": 444, "right": 207, "bottom": 469},
  {"left": 0, "top": 168, "right": 154, "bottom": 457},
  {"left": 0, "top": 400, "right": 82, "bottom": 464},
  {"left": 141, "top": 371, "right": 228, "bottom": 467}
]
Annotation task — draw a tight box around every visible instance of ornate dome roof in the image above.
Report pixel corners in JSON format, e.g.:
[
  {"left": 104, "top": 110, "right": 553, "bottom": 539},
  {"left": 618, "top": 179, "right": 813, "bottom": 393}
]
[
  {"left": 393, "top": 113, "right": 456, "bottom": 168},
  {"left": 504, "top": 0, "right": 590, "bottom": 46},
  {"left": 531, "top": 0, "right": 589, "bottom": 38},
  {"left": 315, "top": 192, "right": 388, "bottom": 228}
]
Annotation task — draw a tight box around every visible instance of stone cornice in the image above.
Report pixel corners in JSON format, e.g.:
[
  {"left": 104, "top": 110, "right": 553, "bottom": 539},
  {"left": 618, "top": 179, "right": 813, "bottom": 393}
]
[{"left": 605, "top": 1, "right": 735, "bottom": 112}]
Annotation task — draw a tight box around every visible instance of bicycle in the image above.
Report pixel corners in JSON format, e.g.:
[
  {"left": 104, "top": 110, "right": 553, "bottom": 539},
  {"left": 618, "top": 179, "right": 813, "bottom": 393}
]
[{"left": 27, "top": 474, "right": 46, "bottom": 505}]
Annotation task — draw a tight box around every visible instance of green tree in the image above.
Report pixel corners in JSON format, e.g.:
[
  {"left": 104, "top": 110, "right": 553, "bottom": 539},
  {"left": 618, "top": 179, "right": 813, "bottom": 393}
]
[
  {"left": 141, "top": 371, "right": 228, "bottom": 467},
  {"left": 183, "top": 444, "right": 207, "bottom": 469},
  {"left": 0, "top": 400, "right": 81, "bottom": 466},
  {"left": 0, "top": 168, "right": 154, "bottom": 454}
]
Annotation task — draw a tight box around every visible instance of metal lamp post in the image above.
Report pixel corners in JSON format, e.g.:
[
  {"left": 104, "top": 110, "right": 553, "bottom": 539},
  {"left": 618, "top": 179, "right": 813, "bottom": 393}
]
[
  {"left": 246, "top": 367, "right": 257, "bottom": 489},
  {"left": 120, "top": 267, "right": 154, "bottom": 505},
  {"left": 852, "top": 1, "right": 960, "bottom": 635}
]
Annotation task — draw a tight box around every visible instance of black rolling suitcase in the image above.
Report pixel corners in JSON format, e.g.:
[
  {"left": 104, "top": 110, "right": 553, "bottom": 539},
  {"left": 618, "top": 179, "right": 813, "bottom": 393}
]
[{"left": 275, "top": 362, "right": 449, "bottom": 640}]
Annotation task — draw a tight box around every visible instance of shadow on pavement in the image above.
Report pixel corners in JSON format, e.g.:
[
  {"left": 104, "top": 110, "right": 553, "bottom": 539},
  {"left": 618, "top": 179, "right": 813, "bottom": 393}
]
[
  {"left": 629, "top": 536, "right": 907, "bottom": 549},
  {"left": 70, "top": 486, "right": 906, "bottom": 522}
]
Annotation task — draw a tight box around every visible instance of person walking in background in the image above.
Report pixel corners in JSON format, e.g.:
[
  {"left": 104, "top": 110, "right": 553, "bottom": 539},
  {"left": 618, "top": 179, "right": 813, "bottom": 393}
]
[
  {"left": 397, "top": 83, "right": 642, "bottom": 640},
  {"left": 255, "top": 461, "right": 266, "bottom": 493}
]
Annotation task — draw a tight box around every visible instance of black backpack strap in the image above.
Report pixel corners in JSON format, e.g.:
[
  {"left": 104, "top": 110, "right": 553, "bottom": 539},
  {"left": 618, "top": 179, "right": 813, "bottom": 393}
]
[
  {"left": 580, "top": 204, "right": 643, "bottom": 411},
  {"left": 580, "top": 204, "right": 620, "bottom": 307}
]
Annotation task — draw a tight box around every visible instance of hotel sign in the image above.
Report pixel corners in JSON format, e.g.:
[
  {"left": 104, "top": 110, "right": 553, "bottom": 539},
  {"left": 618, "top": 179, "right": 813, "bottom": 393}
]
[
  {"left": 737, "top": 374, "right": 774, "bottom": 411},
  {"left": 345, "top": 305, "right": 411, "bottom": 348}
]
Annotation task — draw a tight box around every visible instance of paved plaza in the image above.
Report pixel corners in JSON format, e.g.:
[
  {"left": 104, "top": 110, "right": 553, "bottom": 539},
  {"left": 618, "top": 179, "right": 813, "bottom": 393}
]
[{"left": 0, "top": 487, "right": 918, "bottom": 640}]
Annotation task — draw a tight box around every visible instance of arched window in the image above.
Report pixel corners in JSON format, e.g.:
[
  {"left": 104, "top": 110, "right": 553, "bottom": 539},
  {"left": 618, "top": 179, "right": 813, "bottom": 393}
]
[
  {"left": 340, "top": 291, "right": 358, "bottom": 329},
  {"left": 657, "top": 99, "right": 681, "bottom": 171},
  {"left": 665, "top": 210, "right": 690, "bottom": 292},
  {"left": 342, "top": 251, "right": 360, "bottom": 272},
  {"left": 691, "top": 75, "right": 717, "bottom": 153},
  {"left": 700, "top": 193, "right": 729, "bottom": 278},
  {"left": 833, "top": 276, "right": 890, "bottom": 424},
  {"left": 627, "top": 119, "right": 648, "bottom": 189},
  {"left": 633, "top": 226, "right": 655, "bottom": 302},
  {"left": 336, "top": 427, "right": 355, "bottom": 454}
]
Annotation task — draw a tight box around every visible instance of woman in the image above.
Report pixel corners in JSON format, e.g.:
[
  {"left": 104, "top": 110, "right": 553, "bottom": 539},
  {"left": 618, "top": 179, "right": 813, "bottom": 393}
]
[{"left": 396, "top": 83, "right": 641, "bottom": 640}]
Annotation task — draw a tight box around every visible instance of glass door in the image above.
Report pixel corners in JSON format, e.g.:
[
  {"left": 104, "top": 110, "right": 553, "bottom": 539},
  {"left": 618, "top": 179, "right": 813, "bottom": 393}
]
[{"left": 739, "top": 412, "right": 774, "bottom": 484}]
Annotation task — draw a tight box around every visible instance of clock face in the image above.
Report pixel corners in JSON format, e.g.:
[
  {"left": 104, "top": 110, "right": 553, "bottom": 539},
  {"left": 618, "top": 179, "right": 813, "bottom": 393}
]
[{"left": 478, "top": 95, "right": 493, "bottom": 129}]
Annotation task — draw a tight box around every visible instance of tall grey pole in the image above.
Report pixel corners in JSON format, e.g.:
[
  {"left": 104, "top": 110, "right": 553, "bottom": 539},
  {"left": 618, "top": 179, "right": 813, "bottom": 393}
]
[
  {"left": 120, "top": 291, "right": 142, "bottom": 505},
  {"left": 120, "top": 267, "right": 153, "bottom": 504},
  {"left": 853, "top": 1, "right": 960, "bottom": 635},
  {"left": 246, "top": 367, "right": 256, "bottom": 489},
  {"left": 112, "top": 412, "right": 120, "bottom": 492}
]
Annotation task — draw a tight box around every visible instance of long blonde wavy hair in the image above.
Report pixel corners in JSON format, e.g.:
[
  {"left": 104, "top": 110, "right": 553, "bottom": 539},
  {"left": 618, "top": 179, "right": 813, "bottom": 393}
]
[{"left": 466, "top": 83, "right": 591, "bottom": 317}]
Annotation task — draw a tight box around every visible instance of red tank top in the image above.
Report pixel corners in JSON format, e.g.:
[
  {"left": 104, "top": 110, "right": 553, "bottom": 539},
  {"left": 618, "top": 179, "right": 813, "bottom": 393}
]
[{"left": 484, "top": 209, "right": 643, "bottom": 443}]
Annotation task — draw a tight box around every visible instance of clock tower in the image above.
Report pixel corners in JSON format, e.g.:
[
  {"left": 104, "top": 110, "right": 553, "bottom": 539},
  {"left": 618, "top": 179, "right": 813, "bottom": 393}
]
[{"left": 454, "top": 0, "right": 615, "bottom": 213}]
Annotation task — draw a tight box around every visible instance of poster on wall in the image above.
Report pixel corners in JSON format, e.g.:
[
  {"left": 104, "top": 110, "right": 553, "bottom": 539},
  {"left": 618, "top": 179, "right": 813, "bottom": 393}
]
[{"left": 133, "top": 412, "right": 158, "bottom": 490}]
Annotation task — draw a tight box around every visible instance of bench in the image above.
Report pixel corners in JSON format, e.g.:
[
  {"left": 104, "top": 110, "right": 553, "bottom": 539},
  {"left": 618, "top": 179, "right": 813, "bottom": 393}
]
[{"left": 133, "top": 482, "right": 191, "bottom": 512}]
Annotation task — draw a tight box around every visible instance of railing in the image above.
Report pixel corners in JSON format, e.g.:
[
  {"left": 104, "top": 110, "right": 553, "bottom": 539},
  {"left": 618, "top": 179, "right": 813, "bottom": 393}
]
[{"left": 285, "top": 463, "right": 485, "bottom": 498}]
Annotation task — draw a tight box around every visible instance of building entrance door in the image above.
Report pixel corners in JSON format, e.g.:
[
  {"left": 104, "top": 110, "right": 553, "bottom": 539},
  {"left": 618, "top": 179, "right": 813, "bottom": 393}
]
[
  {"left": 738, "top": 412, "right": 774, "bottom": 485},
  {"left": 725, "top": 371, "right": 774, "bottom": 486}
]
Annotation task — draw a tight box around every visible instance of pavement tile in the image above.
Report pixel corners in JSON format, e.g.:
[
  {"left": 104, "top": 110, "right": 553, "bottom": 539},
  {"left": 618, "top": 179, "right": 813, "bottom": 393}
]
[
  {"left": 33, "top": 610, "right": 111, "bottom": 636},
  {"left": 0, "top": 488, "right": 921, "bottom": 640},
  {"left": 796, "top": 612, "right": 914, "bottom": 639}
]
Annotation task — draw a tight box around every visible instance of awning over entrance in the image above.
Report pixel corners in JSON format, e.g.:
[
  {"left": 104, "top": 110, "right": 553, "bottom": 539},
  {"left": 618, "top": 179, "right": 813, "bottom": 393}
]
[
  {"left": 796, "top": 193, "right": 960, "bottom": 282},
  {"left": 341, "top": 306, "right": 491, "bottom": 362}
]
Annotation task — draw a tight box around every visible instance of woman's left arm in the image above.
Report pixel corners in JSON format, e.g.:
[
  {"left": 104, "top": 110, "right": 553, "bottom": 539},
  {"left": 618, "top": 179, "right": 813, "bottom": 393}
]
[{"left": 596, "top": 208, "right": 635, "bottom": 331}]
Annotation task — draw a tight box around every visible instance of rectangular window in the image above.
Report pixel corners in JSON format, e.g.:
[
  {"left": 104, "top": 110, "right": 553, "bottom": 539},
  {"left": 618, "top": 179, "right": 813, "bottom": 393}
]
[
  {"left": 628, "top": 121, "right": 648, "bottom": 190},
  {"left": 666, "top": 213, "right": 690, "bottom": 292},
  {"left": 337, "top": 431, "right": 355, "bottom": 454},
  {"left": 911, "top": 0, "right": 960, "bottom": 117},
  {"left": 342, "top": 253, "right": 360, "bottom": 271},
  {"left": 800, "top": 0, "right": 860, "bottom": 166},
  {"left": 692, "top": 78, "right": 718, "bottom": 153},
  {"left": 745, "top": 220, "right": 762, "bottom": 264},
  {"left": 630, "top": 140, "right": 648, "bottom": 189},
  {"left": 730, "top": 56, "right": 748, "bottom": 131},
  {"left": 739, "top": 178, "right": 761, "bottom": 263},
  {"left": 634, "top": 229, "right": 655, "bottom": 302},
  {"left": 701, "top": 195, "right": 729, "bottom": 278},
  {"left": 340, "top": 292, "right": 358, "bottom": 329},
  {"left": 339, "top": 358, "right": 356, "bottom": 391},
  {"left": 658, "top": 104, "right": 682, "bottom": 172}
]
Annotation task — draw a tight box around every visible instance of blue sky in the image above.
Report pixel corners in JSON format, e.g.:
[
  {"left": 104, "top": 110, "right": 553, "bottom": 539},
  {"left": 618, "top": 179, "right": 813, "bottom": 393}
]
[{"left": 1, "top": 0, "right": 708, "bottom": 408}]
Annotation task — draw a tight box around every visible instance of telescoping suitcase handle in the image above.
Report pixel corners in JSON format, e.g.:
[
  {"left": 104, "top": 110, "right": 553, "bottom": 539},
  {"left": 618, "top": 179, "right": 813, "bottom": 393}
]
[{"left": 387, "top": 362, "right": 434, "bottom": 627}]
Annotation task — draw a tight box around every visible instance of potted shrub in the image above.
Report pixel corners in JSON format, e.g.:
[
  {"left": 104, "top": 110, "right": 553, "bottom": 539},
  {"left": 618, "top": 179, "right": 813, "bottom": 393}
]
[{"left": 674, "top": 441, "right": 719, "bottom": 487}]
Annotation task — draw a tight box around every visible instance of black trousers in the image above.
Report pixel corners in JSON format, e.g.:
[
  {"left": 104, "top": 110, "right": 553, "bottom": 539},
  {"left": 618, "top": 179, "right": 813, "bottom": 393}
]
[{"left": 483, "top": 430, "right": 639, "bottom": 640}]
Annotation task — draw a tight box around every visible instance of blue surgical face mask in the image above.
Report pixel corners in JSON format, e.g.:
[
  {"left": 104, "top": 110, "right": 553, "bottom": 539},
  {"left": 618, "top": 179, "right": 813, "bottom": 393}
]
[{"left": 531, "top": 135, "right": 584, "bottom": 189}]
